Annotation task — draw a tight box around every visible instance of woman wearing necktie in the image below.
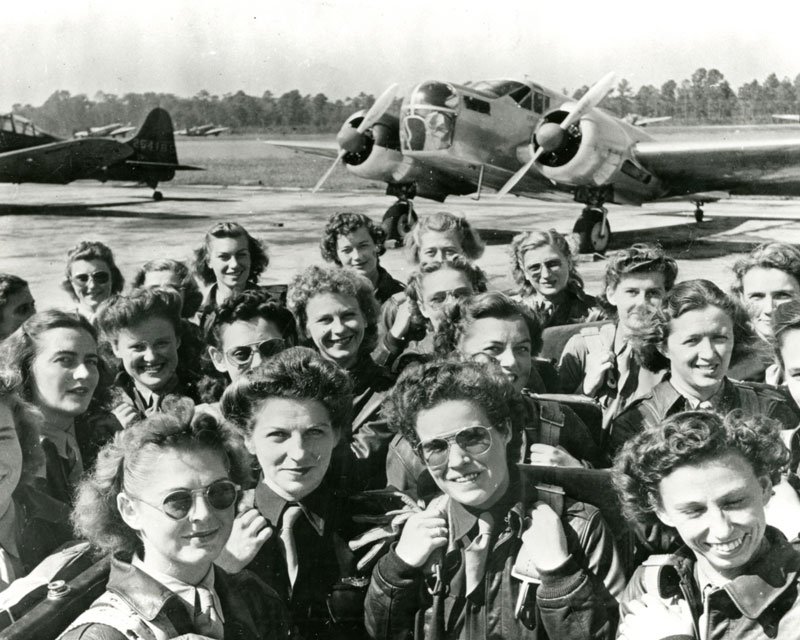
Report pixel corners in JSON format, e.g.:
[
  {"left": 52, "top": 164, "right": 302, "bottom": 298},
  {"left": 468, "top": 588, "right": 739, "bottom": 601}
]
[
  {"left": 364, "top": 359, "right": 625, "bottom": 640},
  {"left": 219, "top": 347, "right": 372, "bottom": 640},
  {"left": 59, "top": 404, "right": 289, "bottom": 640}
]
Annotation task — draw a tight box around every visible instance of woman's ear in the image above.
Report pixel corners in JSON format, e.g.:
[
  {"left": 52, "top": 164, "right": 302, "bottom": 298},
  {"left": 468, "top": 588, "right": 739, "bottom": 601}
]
[
  {"left": 499, "top": 419, "right": 512, "bottom": 445},
  {"left": 654, "top": 507, "right": 674, "bottom": 528},
  {"left": 209, "top": 346, "right": 227, "bottom": 373},
  {"left": 117, "top": 492, "right": 142, "bottom": 532}
]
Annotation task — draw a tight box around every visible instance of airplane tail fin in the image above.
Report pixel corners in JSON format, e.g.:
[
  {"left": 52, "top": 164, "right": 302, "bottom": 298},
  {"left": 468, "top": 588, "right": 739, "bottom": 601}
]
[{"left": 128, "top": 108, "right": 179, "bottom": 164}]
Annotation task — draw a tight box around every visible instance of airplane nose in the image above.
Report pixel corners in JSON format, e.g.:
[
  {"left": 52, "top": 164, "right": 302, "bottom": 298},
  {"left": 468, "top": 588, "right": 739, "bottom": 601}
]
[
  {"left": 536, "top": 122, "right": 565, "bottom": 153},
  {"left": 338, "top": 125, "right": 365, "bottom": 154}
]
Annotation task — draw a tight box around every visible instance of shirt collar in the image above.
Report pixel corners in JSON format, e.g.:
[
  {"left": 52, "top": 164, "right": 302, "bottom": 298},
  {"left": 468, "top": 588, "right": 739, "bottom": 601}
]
[
  {"left": 668, "top": 377, "right": 726, "bottom": 410},
  {"left": 254, "top": 477, "right": 326, "bottom": 536},
  {"left": 39, "top": 421, "right": 78, "bottom": 460}
]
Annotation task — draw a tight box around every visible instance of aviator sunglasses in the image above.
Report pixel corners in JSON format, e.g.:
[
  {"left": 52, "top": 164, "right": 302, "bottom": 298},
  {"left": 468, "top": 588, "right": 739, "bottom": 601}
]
[
  {"left": 417, "top": 425, "right": 494, "bottom": 468},
  {"left": 225, "top": 338, "right": 287, "bottom": 367},
  {"left": 71, "top": 271, "right": 111, "bottom": 286},
  {"left": 127, "top": 479, "right": 240, "bottom": 520}
]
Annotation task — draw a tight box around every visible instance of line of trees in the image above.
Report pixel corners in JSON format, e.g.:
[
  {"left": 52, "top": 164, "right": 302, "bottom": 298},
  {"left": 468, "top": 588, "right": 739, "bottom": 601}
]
[{"left": 11, "top": 67, "right": 800, "bottom": 137}]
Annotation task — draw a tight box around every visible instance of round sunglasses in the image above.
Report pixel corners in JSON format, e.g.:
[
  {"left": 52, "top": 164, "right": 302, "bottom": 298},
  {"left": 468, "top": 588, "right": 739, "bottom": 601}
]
[
  {"left": 127, "top": 479, "right": 240, "bottom": 520},
  {"left": 416, "top": 425, "right": 493, "bottom": 468},
  {"left": 224, "top": 338, "right": 286, "bottom": 367},
  {"left": 71, "top": 271, "right": 111, "bottom": 286}
]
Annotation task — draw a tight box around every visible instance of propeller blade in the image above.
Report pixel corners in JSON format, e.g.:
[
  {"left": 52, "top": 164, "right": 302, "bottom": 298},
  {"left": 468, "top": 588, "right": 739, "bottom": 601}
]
[
  {"left": 559, "top": 71, "right": 616, "bottom": 132},
  {"left": 496, "top": 146, "right": 545, "bottom": 197},
  {"left": 357, "top": 83, "right": 399, "bottom": 134},
  {"left": 312, "top": 149, "right": 346, "bottom": 193}
]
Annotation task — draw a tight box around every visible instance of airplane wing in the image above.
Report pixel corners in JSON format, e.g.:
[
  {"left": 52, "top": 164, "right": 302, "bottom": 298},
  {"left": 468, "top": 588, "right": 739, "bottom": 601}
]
[
  {"left": 205, "top": 127, "right": 230, "bottom": 136},
  {"left": 0, "top": 138, "right": 133, "bottom": 184},
  {"left": 633, "top": 137, "right": 800, "bottom": 197},
  {"left": 264, "top": 139, "right": 342, "bottom": 160},
  {"left": 110, "top": 125, "right": 136, "bottom": 138},
  {"left": 772, "top": 114, "right": 800, "bottom": 122},
  {"left": 633, "top": 116, "right": 671, "bottom": 127}
]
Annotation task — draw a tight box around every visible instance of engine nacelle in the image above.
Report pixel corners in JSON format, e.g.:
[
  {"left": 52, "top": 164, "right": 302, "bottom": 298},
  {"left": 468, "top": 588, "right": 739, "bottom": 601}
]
[{"left": 529, "top": 108, "right": 664, "bottom": 204}]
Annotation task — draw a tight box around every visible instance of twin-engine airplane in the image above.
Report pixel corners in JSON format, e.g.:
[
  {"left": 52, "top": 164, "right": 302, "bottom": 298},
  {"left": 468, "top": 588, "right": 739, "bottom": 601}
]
[
  {"left": 74, "top": 122, "right": 136, "bottom": 139},
  {"left": 0, "top": 108, "right": 200, "bottom": 200},
  {"left": 176, "top": 124, "right": 230, "bottom": 137},
  {"left": 270, "top": 74, "right": 800, "bottom": 253}
]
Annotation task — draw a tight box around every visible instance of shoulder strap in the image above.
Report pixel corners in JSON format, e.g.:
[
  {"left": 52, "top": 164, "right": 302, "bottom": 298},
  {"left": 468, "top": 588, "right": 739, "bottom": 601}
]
[
  {"left": 57, "top": 591, "right": 166, "bottom": 640},
  {"left": 535, "top": 400, "right": 564, "bottom": 447},
  {"left": 579, "top": 326, "right": 605, "bottom": 355}
]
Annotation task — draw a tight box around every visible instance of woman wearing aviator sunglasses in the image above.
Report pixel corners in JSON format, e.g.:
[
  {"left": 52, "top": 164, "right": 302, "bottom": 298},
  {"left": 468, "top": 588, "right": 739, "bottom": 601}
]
[
  {"left": 61, "top": 241, "right": 124, "bottom": 322},
  {"left": 366, "top": 359, "right": 624, "bottom": 640},
  {"left": 62, "top": 405, "right": 289, "bottom": 640}
]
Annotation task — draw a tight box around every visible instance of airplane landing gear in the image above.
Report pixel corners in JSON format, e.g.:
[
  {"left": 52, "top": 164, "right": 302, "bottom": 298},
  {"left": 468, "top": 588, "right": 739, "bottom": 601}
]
[
  {"left": 693, "top": 202, "right": 704, "bottom": 222},
  {"left": 382, "top": 201, "right": 418, "bottom": 245},
  {"left": 153, "top": 190, "right": 163, "bottom": 201},
  {"left": 573, "top": 206, "right": 611, "bottom": 254}
]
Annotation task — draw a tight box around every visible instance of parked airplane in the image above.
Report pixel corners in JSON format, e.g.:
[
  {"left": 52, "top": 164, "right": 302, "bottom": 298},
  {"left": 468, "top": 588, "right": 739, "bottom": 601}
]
[
  {"left": 176, "top": 124, "right": 230, "bottom": 136},
  {"left": 73, "top": 122, "right": 136, "bottom": 139},
  {"left": 269, "top": 74, "right": 800, "bottom": 253},
  {"left": 773, "top": 114, "right": 800, "bottom": 123},
  {"left": 0, "top": 108, "right": 200, "bottom": 200}
]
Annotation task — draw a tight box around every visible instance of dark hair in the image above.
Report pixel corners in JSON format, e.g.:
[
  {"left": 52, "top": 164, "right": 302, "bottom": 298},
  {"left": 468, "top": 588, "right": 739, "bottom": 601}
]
[
  {"left": 406, "top": 257, "right": 488, "bottom": 329},
  {"left": 613, "top": 410, "right": 789, "bottom": 527},
  {"left": 434, "top": 291, "right": 543, "bottom": 358},
  {"left": 732, "top": 242, "right": 800, "bottom": 298},
  {"left": 131, "top": 259, "right": 203, "bottom": 318},
  {"left": 509, "top": 229, "right": 583, "bottom": 297},
  {"left": 772, "top": 299, "right": 800, "bottom": 369},
  {"left": 287, "top": 265, "right": 380, "bottom": 355},
  {"left": 221, "top": 347, "right": 353, "bottom": 437},
  {"left": 384, "top": 358, "right": 513, "bottom": 451},
  {"left": 0, "top": 389, "right": 44, "bottom": 487},
  {"left": 193, "top": 222, "right": 269, "bottom": 286},
  {"left": 320, "top": 212, "right": 386, "bottom": 265},
  {"left": 405, "top": 212, "right": 485, "bottom": 264},
  {"left": 0, "top": 309, "right": 111, "bottom": 409},
  {"left": 61, "top": 241, "right": 125, "bottom": 301},
  {"left": 603, "top": 242, "right": 678, "bottom": 296},
  {"left": 72, "top": 405, "right": 249, "bottom": 556},
  {"left": 207, "top": 288, "right": 298, "bottom": 350},
  {"left": 96, "top": 288, "right": 183, "bottom": 342},
  {"left": 0, "top": 274, "right": 29, "bottom": 308},
  {"left": 627, "top": 279, "right": 756, "bottom": 371}
]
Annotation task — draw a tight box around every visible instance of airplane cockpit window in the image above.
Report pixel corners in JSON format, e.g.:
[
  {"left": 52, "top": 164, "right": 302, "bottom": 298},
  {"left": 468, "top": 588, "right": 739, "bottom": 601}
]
[
  {"left": 402, "top": 81, "right": 458, "bottom": 152},
  {"left": 0, "top": 114, "right": 46, "bottom": 137}
]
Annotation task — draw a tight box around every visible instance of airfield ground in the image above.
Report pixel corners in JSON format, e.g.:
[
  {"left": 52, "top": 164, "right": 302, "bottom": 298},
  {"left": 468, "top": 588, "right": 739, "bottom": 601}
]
[{"left": 2, "top": 181, "right": 800, "bottom": 309}]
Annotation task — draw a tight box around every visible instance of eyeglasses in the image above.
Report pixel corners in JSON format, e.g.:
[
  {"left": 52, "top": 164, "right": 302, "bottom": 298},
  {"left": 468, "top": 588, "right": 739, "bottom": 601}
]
[
  {"left": 417, "top": 425, "right": 493, "bottom": 468},
  {"left": 127, "top": 479, "right": 240, "bottom": 520},
  {"left": 525, "top": 259, "right": 564, "bottom": 277},
  {"left": 71, "top": 271, "right": 111, "bottom": 286},
  {"left": 225, "top": 338, "right": 286, "bottom": 367},
  {"left": 424, "top": 287, "right": 472, "bottom": 309}
]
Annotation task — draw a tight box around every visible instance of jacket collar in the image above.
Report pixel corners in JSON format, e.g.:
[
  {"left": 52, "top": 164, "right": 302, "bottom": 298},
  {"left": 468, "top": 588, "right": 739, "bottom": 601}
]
[{"left": 649, "top": 377, "right": 736, "bottom": 416}]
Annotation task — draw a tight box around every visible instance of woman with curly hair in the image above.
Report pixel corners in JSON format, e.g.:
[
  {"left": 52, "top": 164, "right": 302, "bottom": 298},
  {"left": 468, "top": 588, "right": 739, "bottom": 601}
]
[
  {"left": 613, "top": 410, "right": 800, "bottom": 640},
  {"left": 320, "top": 212, "right": 404, "bottom": 304},
  {"left": 218, "top": 347, "right": 371, "bottom": 640},
  {"left": 374, "top": 256, "right": 488, "bottom": 372},
  {"left": 609, "top": 279, "right": 798, "bottom": 460},
  {"left": 131, "top": 258, "right": 203, "bottom": 319},
  {"left": 0, "top": 309, "right": 114, "bottom": 504},
  {"left": 60, "top": 407, "right": 288, "bottom": 640},
  {"left": 0, "top": 274, "right": 36, "bottom": 341},
  {"left": 509, "top": 229, "right": 604, "bottom": 329},
  {"left": 365, "top": 358, "right": 623, "bottom": 640},
  {"left": 61, "top": 241, "right": 125, "bottom": 321},
  {"left": 193, "top": 222, "right": 278, "bottom": 334},
  {"left": 288, "top": 266, "right": 395, "bottom": 479},
  {"left": 404, "top": 211, "right": 485, "bottom": 266}
]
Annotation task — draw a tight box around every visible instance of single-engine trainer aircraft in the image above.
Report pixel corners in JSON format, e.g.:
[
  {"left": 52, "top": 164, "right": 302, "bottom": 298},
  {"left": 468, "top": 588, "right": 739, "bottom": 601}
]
[
  {"left": 176, "top": 124, "right": 230, "bottom": 137},
  {"left": 269, "top": 74, "right": 800, "bottom": 253},
  {"left": 0, "top": 108, "right": 200, "bottom": 200}
]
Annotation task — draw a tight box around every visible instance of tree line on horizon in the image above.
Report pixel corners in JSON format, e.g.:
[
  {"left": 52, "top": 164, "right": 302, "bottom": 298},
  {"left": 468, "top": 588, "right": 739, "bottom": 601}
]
[{"left": 10, "top": 67, "right": 800, "bottom": 137}]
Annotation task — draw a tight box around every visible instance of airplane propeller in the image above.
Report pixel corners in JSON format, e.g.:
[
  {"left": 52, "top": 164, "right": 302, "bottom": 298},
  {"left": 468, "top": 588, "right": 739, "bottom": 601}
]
[
  {"left": 313, "top": 83, "right": 399, "bottom": 193},
  {"left": 496, "top": 72, "right": 616, "bottom": 198}
]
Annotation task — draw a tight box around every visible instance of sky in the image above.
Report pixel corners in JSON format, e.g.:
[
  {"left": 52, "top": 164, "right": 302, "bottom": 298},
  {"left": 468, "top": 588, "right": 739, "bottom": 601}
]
[{"left": 1, "top": 0, "right": 799, "bottom": 112}]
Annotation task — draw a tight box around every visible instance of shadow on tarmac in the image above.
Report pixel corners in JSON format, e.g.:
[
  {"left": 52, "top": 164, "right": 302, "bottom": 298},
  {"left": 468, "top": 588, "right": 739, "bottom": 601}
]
[{"left": 0, "top": 200, "right": 216, "bottom": 219}]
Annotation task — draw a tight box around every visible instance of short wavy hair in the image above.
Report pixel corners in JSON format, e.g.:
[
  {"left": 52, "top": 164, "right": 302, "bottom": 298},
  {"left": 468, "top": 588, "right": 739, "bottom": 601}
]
[
  {"left": 0, "top": 309, "right": 112, "bottom": 411},
  {"left": 71, "top": 404, "right": 250, "bottom": 556},
  {"left": 384, "top": 358, "right": 514, "bottom": 451},
  {"left": 627, "top": 279, "right": 756, "bottom": 372},
  {"left": 220, "top": 347, "right": 353, "bottom": 438},
  {"left": 434, "top": 290, "right": 543, "bottom": 358},
  {"left": 509, "top": 229, "right": 584, "bottom": 298},
  {"left": 406, "top": 257, "right": 488, "bottom": 329},
  {"left": 613, "top": 410, "right": 789, "bottom": 527},
  {"left": 604, "top": 242, "right": 678, "bottom": 292},
  {"left": 193, "top": 222, "right": 269, "bottom": 287},
  {"left": 131, "top": 259, "right": 203, "bottom": 318},
  {"left": 405, "top": 212, "right": 485, "bottom": 264},
  {"left": 320, "top": 212, "right": 386, "bottom": 265},
  {"left": 61, "top": 241, "right": 125, "bottom": 301},
  {"left": 0, "top": 274, "right": 29, "bottom": 308},
  {"left": 287, "top": 264, "right": 380, "bottom": 355},
  {"left": 96, "top": 287, "right": 183, "bottom": 342},
  {"left": 732, "top": 242, "right": 800, "bottom": 298}
]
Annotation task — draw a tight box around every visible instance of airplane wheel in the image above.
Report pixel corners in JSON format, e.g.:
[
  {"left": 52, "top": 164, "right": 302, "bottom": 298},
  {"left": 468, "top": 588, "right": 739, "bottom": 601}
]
[
  {"left": 574, "top": 210, "right": 611, "bottom": 254},
  {"left": 382, "top": 207, "right": 418, "bottom": 245},
  {"left": 694, "top": 208, "right": 704, "bottom": 222},
  {"left": 153, "top": 190, "right": 164, "bottom": 201}
]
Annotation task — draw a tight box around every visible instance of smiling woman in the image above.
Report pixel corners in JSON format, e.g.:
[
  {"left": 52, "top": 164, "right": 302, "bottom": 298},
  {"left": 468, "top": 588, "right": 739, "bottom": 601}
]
[{"left": 60, "top": 241, "right": 125, "bottom": 323}]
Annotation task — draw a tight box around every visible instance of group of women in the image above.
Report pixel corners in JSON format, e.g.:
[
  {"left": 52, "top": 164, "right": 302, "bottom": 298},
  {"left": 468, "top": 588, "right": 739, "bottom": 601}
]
[{"left": 1, "top": 212, "right": 800, "bottom": 639}]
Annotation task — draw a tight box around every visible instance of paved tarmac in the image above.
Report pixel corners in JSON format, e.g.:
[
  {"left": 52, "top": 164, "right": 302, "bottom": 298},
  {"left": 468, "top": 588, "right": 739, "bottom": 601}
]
[{"left": 2, "top": 181, "right": 800, "bottom": 307}]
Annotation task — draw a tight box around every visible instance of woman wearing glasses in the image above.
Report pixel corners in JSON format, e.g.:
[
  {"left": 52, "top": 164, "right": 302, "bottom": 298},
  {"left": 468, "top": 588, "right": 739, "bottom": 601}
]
[
  {"left": 219, "top": 348, "right": 370, "bottom": 640},
  {"left": 61, "top": 406, "right": 289, "bottom": 640},
  {"left": 288, "top": 266, "right": 395, "bottom": 484},
  {"left": 61, "top": 241, "right": 124, "bottom": 322},
  {"left": 509, "top": 229, "right": 604, "bottom": 329},
  {"left": 365, "top": 359, "right": 624, "bottom": 640}
]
